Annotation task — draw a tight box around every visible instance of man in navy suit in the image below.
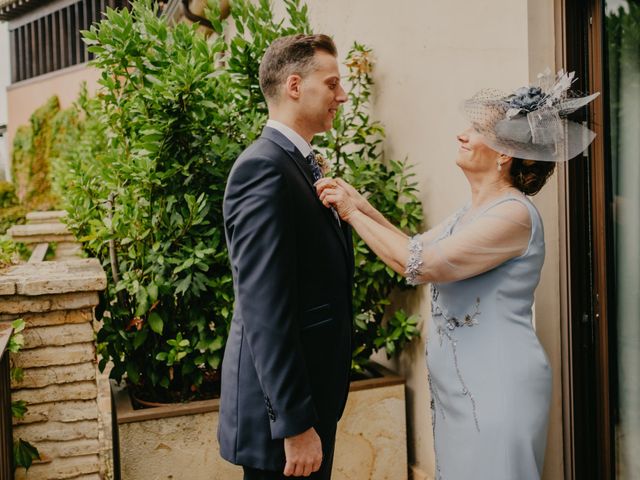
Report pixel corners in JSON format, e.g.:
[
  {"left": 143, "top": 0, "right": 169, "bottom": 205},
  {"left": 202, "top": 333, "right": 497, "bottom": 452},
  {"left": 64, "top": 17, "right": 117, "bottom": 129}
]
[{"left": 219, "top": 34, "right": 354, "bottom": 480}]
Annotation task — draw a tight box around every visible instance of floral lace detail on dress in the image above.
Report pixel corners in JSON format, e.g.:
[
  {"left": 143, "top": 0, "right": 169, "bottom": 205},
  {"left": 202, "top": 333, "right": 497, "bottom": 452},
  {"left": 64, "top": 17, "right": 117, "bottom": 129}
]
[
  {"left": 405, "top": 205, "right": 470, "bottom": 287},
  {"left": 430, "top": 284, "right": 482, "bottom": 433},
  {"left": 405, "top": 234, "right": 424, "bottom": 286}
]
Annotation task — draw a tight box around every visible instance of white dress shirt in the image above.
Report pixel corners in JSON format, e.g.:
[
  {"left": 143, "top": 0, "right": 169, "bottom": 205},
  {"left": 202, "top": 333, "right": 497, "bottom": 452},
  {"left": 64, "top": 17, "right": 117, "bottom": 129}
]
[{"left": 266, "top": 119, "right": 313, "bottom": 158}]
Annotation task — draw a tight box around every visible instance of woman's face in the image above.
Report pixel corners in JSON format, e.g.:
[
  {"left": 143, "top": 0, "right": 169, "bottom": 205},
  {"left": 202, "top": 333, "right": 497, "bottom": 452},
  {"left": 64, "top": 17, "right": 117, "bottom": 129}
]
[{"left": 455, "top": 127, "right": 500, "bottom": 173}]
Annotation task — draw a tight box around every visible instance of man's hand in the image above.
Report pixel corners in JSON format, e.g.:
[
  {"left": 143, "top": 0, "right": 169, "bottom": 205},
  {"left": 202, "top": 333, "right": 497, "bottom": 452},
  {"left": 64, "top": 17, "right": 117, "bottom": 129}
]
[{"left": 283, "top": 427, "right": 322, "bottom": 477}]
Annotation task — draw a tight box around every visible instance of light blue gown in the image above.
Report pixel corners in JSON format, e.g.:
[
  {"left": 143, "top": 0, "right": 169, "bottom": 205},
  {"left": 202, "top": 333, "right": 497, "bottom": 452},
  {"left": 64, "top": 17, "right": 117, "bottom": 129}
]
[{"left": 418, "top": 196, "right": 552, "bottom": 479}]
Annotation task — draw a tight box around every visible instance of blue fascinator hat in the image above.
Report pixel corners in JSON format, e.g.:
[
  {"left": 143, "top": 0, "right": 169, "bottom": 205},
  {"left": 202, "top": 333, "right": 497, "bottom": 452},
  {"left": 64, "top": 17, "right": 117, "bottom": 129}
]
[{"left": 464, "top": 69, "right": 600, "bottom": 162}]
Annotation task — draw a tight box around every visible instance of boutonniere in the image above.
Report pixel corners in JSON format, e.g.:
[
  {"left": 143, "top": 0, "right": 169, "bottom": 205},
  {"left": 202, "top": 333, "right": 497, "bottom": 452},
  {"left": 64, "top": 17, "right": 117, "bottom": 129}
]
[{"left": 315, "top": 153, "right": 330, "bottom": 175}]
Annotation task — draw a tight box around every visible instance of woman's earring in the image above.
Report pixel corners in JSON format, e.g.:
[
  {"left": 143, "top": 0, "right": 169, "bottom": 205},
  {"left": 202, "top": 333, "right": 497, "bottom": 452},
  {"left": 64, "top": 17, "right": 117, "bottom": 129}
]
[{"left": 497, "top": 161, "right": 502, "bottom": 172}]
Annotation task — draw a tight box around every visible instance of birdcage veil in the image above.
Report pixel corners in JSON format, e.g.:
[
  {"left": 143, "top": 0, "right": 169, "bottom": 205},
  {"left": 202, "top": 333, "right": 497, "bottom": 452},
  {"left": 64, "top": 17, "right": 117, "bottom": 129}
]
[{"left": 463, "top": 70, "right": 600, "bottom": 162}]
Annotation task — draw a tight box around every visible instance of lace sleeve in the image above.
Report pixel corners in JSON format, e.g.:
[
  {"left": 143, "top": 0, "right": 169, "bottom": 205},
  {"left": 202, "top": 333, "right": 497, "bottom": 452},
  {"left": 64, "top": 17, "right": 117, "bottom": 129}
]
[
  {"left": 408, "top": 199, "right": 533, "bottom": 284},
  {"left": 403, "top": 211, "right": 458, "bottom": 286},
  {"left": 405, "top": 234, "right": 425, "bottom": 286}
]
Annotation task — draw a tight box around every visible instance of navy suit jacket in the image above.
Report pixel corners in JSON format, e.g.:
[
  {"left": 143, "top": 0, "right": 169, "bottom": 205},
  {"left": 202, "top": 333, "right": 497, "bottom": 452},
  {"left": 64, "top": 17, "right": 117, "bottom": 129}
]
[{"left": 218, "top": 127, "right": 354, "bottom": 471}]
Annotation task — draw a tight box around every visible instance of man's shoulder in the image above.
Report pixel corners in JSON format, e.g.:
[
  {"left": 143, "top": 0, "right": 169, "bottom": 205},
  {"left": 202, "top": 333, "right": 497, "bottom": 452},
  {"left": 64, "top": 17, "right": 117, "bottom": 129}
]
[
  {"left": 238, "top": 135, "right": 283, "bottom": 162},
  {"left": 226, "top": 139, "right": 285, "bottom": 185},
  {"left": 232, "top": 134, "right": 293, "bottom": 174}
]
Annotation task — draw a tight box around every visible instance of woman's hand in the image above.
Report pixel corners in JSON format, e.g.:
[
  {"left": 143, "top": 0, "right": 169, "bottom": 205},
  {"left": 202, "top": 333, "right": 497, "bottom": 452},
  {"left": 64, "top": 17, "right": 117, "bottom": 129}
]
[
  {"left": 316, "top": 178, "right": 359, "bottom": 222},
  {"left": 334, "top": 178, "right": 371, "bottom": 213},
  {"left": 316, "top": 177, "right": 371, "bottom": 211}
]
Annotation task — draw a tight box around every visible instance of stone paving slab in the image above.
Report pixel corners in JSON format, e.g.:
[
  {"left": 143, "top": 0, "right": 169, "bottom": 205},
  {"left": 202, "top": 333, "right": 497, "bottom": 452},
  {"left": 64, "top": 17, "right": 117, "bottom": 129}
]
[
  {"left": 0, "top": 308, "right": 94, "bottom": 327},
  {"left": 8, "top": 222, "right": 75, "bottom": 243},
  {"left": 13, "top": 419, "right": 99, "bottom": 442},
  {"left": 29, "top": 243, "right": 49, "bottom": 263},
  {"left": 32, "top": 438, "right": 100, "bottom": 459},
  {"left": 13, "top": 400, "right": 99, "bottom": 425},
  {"left": 12, "top": 380, "right": 98, "bottom": 404},
  {"left": 0, "top": 292, "right": 100, "bottom": 314},
  {"left": 12, "top": 344, "right": 96, "bottom": 369},
  {"left": 12, "top": 362, "right": 97, "bottom": 390},
  {"left": 22, "top": 322, "right": 95, "bottom": 349},
  {"left": 26, "top": 211, "right": 68, "bottom": 224},
  {"left": 0, "top": 258, "right": 106, "bottom": 296}
]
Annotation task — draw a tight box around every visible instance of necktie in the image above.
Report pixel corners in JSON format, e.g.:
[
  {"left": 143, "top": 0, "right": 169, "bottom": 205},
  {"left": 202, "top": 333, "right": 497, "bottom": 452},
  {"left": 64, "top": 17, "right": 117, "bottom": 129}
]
[{"left": 306, "top": 151, "right": 341, "bottom": 226}]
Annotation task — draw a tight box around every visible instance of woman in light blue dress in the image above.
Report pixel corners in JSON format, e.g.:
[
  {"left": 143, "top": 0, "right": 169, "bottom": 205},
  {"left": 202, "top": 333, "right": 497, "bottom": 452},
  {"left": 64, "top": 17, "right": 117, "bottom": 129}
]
[{"left": 316, "top": 71, "right": 598, "bottom": 479}]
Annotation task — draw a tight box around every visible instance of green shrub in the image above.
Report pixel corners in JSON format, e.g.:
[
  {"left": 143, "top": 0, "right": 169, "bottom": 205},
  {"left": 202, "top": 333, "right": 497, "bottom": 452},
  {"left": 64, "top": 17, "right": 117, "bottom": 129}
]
[
  {"left": 54, "top": 0, "right": 422, "bottom": 402},
  {"left": 0, "top": 206, "right": 26, "bottom": 235},
  {"left": 62, "top": 0, "right": 250, "bottom": 402},
  {"left": 0, "top": 181, "right": 26, "bottom": 235},
  {"left": 0, "top": 181, "right": 18, "bottom": 208},
  {"left": 0, "top": 236, "right": 25, "bottom": 269},
  {"left": 11, "top": 96, "right": 63, "bottom": 210}
]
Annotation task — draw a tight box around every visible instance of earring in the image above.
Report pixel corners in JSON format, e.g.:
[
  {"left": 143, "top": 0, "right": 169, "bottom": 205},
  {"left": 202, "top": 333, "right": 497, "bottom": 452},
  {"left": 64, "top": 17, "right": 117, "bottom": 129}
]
[{"left": 497, "top": 161, "right": 502, "bottom": 172}]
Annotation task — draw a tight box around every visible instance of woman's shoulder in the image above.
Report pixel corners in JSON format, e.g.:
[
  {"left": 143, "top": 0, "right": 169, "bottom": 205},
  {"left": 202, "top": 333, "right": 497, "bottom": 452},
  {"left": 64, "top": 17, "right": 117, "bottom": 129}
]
[{"left": 480, "top": 194, "right": 542, "bottom": 227}]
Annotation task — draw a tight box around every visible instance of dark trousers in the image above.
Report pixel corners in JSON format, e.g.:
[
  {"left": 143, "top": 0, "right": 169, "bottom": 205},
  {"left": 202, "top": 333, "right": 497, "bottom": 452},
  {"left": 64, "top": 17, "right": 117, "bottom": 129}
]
[{"left": 243, "top": 436, "right": 336, "bottom": 480}]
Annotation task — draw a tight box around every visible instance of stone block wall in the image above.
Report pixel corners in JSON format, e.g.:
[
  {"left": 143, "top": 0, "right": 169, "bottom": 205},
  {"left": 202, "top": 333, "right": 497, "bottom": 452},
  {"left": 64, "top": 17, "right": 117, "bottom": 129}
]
[{"left": 0, "top": 259, "right": 107, "bottom": 479}]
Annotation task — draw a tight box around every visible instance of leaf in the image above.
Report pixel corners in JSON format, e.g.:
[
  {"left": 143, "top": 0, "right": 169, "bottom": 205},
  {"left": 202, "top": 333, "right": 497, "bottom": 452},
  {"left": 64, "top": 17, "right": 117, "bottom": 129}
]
[
  {"left": 11, "top": 367, "right": 23, "bottom": 383},
  {"left": 209, "top": 336, "right": 224, "bottom": 352},
  {"left": 11, "top": 318, "right": 25, "bottom": 334},
  {"left": 126, "top": 362, "right": 140, "bottom": 384},
  {"left": 11, "top": 400, "right": 28, "bottom": 419},
  {"left": 144, "top": 74, "right": 163, "bottom": 85},
  {"left": 147, "top": 283, "right": 159, "bottom": 302},
  {"left": 174, "top": 274, "right": 192, "bottom": 296},
  {"left": 134, "top": 289, "right": 149, "bottom": 317},
  {"left": 133, "top": 328, "right": 149, "bottom": 349},
  {"left": 148, "top": 312, "right": 164, "bottom": 335},
  {"left": 14, "top": 438, "right": 40, "bottom": 470},
  {"left": 207, "top": 353, "right": 221, "bottom": 370}
]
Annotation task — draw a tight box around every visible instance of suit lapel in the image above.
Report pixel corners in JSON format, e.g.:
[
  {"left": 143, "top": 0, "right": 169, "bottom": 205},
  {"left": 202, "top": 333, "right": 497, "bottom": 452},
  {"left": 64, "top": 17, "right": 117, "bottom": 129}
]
[{"left": 260, "top": 127, "right": 350, "bottom": 258}]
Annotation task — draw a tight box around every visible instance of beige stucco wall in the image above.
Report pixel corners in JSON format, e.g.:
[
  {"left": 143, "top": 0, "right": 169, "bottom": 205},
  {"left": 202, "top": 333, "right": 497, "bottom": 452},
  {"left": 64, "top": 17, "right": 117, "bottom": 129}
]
[
  {"left": 5, "top": 63, "right": 101, "bottom": 162},
  {"left": 269, "top": 0, "right": 564, "bottom": 478}
]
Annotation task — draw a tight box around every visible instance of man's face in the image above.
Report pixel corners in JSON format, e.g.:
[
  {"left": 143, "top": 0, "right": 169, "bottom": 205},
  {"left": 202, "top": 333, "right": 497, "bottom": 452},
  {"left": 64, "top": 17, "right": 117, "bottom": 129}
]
[{"left": 296, "top": 51, "right": 347, "bottom": 134}]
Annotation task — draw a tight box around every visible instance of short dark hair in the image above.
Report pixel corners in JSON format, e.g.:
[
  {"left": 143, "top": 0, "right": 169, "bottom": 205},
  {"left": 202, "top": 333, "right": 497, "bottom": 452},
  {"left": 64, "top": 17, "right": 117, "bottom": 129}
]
[
  {"left": 509, "top": 158, "right": 556, "bottom": 196},
  {"left": 258, "top": 34, "right": 338, "bottom": 102}
]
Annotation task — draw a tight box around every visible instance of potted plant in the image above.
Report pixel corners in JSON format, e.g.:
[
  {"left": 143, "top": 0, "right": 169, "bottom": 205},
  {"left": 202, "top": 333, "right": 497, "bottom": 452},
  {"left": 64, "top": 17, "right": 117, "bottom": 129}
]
[{"left": 53, "top": 0, "right": 422, "bottom": 478}]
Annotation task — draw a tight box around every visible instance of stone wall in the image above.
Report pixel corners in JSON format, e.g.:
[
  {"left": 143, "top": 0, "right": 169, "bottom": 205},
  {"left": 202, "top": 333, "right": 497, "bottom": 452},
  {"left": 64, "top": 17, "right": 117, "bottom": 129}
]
[
  {"left": 112, "top": 367, "right": 406, "bottom": 480},
  {"left": 0, "top": 258, "right": 107, "bottom": 479}
]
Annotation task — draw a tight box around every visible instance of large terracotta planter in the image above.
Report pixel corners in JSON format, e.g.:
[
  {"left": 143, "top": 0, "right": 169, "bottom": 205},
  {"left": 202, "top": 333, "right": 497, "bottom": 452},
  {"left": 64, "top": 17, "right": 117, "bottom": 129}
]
[{"left": 112, "top": 363, "right": 407, "bottom": 480}]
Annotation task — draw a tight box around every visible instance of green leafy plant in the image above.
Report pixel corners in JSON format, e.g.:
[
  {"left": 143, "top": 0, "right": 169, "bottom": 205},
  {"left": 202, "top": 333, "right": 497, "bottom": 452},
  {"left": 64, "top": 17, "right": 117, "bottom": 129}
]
[
  {"left": 55, "top": 0, "right": 245, "bottom": 402},
  {"left": 10, "top": 96, "right": 65, "bottom": 210},
  {"left": 53, "top": 0, "right": 422, "bottom": 403},
  {"left": 0, "top": 181, "right": 26, "bottom": 235},
  {"left": 0, "top": 181, "right": 18, "bottom": 209},
  {"left": 8, "top": 319, "right": 41, "bottom": 471},
  {"left": 0, "top": 235, "right": 29, "bottom": 269},
  {"left": 1, "top": 93, "right": 78, "bottom": 235}
]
